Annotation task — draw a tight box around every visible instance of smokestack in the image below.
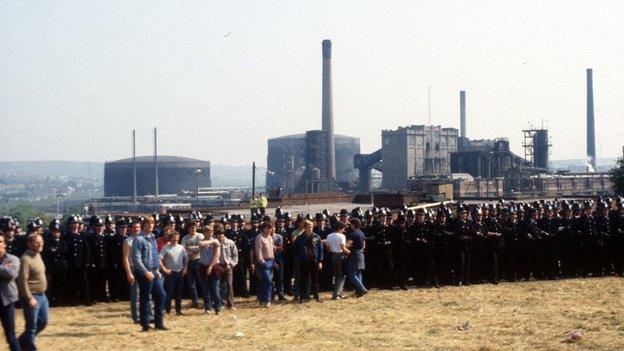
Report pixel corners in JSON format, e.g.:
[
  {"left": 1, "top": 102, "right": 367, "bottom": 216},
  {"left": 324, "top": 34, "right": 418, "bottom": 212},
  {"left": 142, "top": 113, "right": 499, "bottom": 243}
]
[
  {"left": 586, "top": 68, "right": 596, "bottom": 170},
  {"left": 322, "top": 39, "right": 336, "bottom": 180},
  {"left": 132, "top": 129, "right": 137, "bottom": 203},
  {"left": 460, "top": 91, "right": 466, "bottom": 139},
  {"left": 154, "top": 127, "right": 159, "bottom": 197}
]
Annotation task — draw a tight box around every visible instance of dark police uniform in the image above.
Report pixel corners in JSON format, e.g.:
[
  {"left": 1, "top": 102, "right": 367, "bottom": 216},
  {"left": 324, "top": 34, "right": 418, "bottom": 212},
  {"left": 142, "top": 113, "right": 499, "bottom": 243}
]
[
  {"left": 227, "top": 226, "right": 249, "bottom": 297},
  {"left": 502, "top": 217, "right": 521, "bottom": 282},
  {"left": 537, "top": 214, "right": 559, "bottom": 279},
  {"left": 88, "top": 231, "right": 109, "bottom": 302},
  {"left": 43, "top": 233, "right": 68, "bottom": 306},
  {"left": 409, "top": 218, "right": 438, "bottom": 287},
  {"left": 64, "top": 230, "right": 92, "bottom": 305},
  {"left": 484, "top": 214, "right": 504, "bottom": 284},
  {"left": 370, "top": 219, "right": 393, "bottom": 289},
  {"left": 106, "top": 229, "right": 127, "bottom": 301},
  {"left": 452, "top": 217, "right": 473, "bottom": 285},
  {"left": 390, "top": 220, "right": 410, "bottom": 289}
]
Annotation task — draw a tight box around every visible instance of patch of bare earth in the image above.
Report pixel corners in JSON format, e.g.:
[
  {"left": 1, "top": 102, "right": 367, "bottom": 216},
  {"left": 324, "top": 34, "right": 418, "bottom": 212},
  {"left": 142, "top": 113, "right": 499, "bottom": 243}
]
[{"left": 16, "top": 277, "right": 624, "bottom": 350}]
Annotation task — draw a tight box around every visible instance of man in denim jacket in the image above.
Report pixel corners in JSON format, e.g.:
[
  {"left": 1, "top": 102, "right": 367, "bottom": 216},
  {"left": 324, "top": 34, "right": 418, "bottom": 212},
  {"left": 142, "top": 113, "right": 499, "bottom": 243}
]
[{"left": 132, "top": 217, "right": 167, "bottom": 332}]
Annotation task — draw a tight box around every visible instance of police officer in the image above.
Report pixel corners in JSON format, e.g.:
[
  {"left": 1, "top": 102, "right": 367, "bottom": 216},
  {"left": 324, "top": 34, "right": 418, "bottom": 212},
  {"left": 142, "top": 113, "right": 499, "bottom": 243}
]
[
  {"left": 432, "top": 207, "right": 453, "bottom": 285},
  {"left": 370, "top": 209, "right": 393, "bottom": 289},
  {"left": 538, "top": 205, "right": 560, "bottom": 279},
  {"left": 452, "top": 204, "right": 473, "bottom": 286},
  {"left": 576, "top": 202, "right": 596, "bottom": 277},
  {"left": 558, "top": 201, "right": 576, "bottom": 278},
  {"left": 469, "top": 206, "right": 487, "bottom": 284},
  {"left": 521, "top": 206, "right": 544, "bottom": 280},
  {"left": 484, "top": 205, "right": 504, "bottom": 284},
  {"left": 229, "top": 214, "right": 249, "bottom": 297},
  {"left": 106, "top": 217, "right": 128, "bottom": 302},
  {"left": 1, "top": 217, "right": 26, "bottom": 257},
  {"left": 281, "top": 212, "right": 296, "bottom": 296},
  {"left": 611, "top": 202, "right": 624, "bottom": 276},
  {"left": 390, "top": 211, "right": 410, "bottom": 290},
  {"left": 88, "top": 216, "right": 109, "bottom": 302},
  {"left": 410, "top": 209, "right": 438, "bottom": 287},
  {"left": 313, "top": 212, "right": 332, "bottom": 291},
  {"left": 594, "top": 201, "right": 611, "bottom": 277},
  {"left": 43, "top": 219, "right": 68, "bottom": 306},
  {"left": 64, "top": 214, "right": 92, "bottom": 305},
  {"left": 502, "top": 206, "right": 521, "bottom": 282},
  {"left": 246, "top": 214, "right": 261, "bottom": 296}
]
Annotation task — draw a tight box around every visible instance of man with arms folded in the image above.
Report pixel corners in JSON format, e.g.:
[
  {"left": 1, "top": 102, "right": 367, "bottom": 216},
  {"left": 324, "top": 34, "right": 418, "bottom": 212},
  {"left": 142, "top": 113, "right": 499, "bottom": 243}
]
[{"left": 0, "top": 235, "right": 19, "bottom": 351}]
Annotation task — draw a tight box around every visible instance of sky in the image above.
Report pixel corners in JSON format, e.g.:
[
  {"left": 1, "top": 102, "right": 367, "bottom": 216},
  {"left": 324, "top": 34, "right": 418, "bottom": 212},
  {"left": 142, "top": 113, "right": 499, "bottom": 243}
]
[{"left": 1, "top": 1, "right": 623, "bottom": 166}]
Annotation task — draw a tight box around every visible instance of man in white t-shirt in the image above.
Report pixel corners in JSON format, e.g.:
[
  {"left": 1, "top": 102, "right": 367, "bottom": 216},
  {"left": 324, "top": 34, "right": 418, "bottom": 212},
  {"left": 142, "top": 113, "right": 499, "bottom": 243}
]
[
  {"left": 160, "top": 232, "right": 188, "bottom": 315},
  {"left": 325, "top": 221, "right": 350, "bottom": 300}
]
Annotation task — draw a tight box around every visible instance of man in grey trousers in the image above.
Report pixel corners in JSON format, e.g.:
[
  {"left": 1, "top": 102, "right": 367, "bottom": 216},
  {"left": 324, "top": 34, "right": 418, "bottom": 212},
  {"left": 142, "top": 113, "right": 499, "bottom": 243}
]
[{"left": 0, "top": 235, "right": 20, "bottom": 351}]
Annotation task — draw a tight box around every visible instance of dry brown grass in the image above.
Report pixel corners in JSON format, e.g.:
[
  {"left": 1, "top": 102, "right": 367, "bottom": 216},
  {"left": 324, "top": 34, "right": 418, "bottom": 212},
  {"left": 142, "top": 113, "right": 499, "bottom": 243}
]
[{"left": 14, "top": 277, "right": 624, "bottom": 350}]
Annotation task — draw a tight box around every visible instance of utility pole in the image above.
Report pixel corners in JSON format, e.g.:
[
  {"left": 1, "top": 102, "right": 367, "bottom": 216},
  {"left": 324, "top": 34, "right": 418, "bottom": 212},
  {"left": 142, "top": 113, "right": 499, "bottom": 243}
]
[
  {"left": 154, "top": 127, "right": 159, "bottom": 198},
  {"left": 55, "top": 191, "right": 66, "bottom": 218},
  {"left": 132, "top": 129, "right": 137, "bottom": 206},
  {"left": 195, "top": 169, "right": 202, "bottom": 208},
  {"left": 252, "top": 162, "right": 256, "bottom": 197}
]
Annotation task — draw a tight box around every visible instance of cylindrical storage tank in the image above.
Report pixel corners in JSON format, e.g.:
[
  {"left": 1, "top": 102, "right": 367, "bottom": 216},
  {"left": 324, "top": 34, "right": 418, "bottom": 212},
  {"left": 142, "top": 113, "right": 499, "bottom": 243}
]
[
  {"left": 104, "top": 156, "right": 211, "bottom": 196},
  {"left": 533, "top": 130, "right": 549, "bottom": 170},
  {"left": 266, "top": 134, "right": 306, "bottom": 193}
]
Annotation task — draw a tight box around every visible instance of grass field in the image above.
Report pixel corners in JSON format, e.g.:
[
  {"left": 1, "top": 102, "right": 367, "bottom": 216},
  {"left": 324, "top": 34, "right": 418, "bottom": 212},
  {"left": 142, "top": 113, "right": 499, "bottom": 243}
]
[{"left": 16, "top": 277, "right": 624, "bottom": 350}]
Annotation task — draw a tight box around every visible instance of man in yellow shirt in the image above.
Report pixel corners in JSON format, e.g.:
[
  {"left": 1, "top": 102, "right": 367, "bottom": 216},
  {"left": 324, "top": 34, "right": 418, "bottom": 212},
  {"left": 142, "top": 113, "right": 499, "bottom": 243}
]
[{"left": 258, "top": 193, "right": 268, "bottom": 215}]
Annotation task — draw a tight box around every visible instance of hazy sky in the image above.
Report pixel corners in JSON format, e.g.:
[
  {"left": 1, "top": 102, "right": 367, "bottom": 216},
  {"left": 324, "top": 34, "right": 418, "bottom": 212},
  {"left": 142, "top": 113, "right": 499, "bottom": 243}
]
[{"left": 1, "top": 1, "right": 623, "bottom": 166}]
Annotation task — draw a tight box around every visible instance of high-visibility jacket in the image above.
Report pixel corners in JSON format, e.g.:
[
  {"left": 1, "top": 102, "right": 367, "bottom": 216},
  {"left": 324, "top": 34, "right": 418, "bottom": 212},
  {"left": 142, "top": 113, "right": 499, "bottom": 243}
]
[{"left": 258, "top": 196, "right": 268, "bottom": 209}]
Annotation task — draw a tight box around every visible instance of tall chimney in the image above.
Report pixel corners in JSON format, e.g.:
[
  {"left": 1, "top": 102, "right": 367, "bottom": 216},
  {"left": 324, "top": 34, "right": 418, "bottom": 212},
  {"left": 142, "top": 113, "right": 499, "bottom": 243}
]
[
  {"left": 460, "top": 90, "right": 466, "bottom": 139},
  {"left": 586, "top": 68, "right": 596, "bottom": 170},
  {"left": 132, "top": 129, "right": 137, "bottom": 203},
  {"left": 322, "top": 39, "right": 336, "bottom": 180},
  {"left": 154, "top": 127, "right": 159, "bottom": 197}
]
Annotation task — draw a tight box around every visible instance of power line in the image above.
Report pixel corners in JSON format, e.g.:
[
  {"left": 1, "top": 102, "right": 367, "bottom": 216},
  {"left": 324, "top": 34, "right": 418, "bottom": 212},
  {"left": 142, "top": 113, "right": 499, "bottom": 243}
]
[{"left": 0, "top": 122, "right": 108, "bottom": 161}]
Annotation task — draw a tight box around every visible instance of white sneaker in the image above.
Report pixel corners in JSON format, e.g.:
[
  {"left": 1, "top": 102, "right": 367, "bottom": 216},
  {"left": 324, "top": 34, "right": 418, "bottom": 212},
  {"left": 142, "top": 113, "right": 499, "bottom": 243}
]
[{"left": 264, "top": 302, "right": 271, "bottom": 308}]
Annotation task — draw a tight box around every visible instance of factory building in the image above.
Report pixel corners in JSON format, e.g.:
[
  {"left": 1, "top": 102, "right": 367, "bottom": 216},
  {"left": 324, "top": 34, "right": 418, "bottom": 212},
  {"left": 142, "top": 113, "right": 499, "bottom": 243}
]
[
  {"left": 381, "top": 125, "right": 458, "bottom": 191},
  {"left": 104, "top": 156, "right": 211, "bottom": 197},
  {"left": 266, "top": 133, "right": 360, "bottom": 193},
  {"left": 450, "top": 138, "right": 530, "bottom": 178}
]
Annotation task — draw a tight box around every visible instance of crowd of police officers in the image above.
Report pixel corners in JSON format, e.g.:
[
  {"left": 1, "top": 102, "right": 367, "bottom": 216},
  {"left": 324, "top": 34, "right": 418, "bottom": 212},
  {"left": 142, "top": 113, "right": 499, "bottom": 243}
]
[{"left": 1, "top": 196, "right": 624, "bottom": 308}]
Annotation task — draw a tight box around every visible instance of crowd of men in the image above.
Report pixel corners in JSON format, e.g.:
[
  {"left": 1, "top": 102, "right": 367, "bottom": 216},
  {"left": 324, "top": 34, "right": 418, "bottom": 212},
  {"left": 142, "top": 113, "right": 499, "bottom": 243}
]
[{"left": 1, "top": 196, "right": 624, "bottom": 339}]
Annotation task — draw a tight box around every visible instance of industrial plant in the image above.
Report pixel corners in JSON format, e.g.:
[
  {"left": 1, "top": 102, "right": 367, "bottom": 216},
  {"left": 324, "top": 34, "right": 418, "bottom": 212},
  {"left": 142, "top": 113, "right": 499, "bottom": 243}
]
[
  {"left": 95, "top": 40, "right": 614, "bottom": 214},
  {"left": 263, "top": 40, "right": 612, "bottom": 201}
]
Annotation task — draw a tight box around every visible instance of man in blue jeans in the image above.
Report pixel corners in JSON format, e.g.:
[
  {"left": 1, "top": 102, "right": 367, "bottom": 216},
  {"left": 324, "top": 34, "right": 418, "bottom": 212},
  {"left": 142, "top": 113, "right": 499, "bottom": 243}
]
[
  {"left": 17, "top": 234, "right": 48, "bottom": 350},
  {"left": 181, "top": 220, "right": 204, "bottom": 308},
  {"left": 0, "top": 235, "right": 20, "bottom": 351},
  {"left": 198, "top": 225, "right": 221, "bottom": 315},
  {"left": 347, "top": 219, "right": 368, "bottom": 297},
  {"left": 132, "top": 217, "right": 167, "bottom": 332}
]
